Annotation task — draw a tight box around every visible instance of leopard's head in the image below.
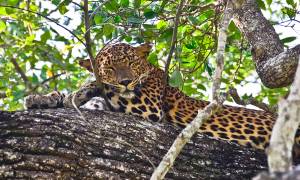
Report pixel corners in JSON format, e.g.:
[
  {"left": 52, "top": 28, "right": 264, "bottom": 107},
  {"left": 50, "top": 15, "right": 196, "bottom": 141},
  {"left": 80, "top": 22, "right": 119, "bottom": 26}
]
[{"left": 80, "top": 43, "right": 152, "bottom": 98}]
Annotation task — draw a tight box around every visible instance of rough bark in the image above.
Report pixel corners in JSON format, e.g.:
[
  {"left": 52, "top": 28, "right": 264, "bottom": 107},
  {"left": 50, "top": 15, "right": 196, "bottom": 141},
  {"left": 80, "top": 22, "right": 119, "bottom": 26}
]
[
  {"left": 0, "top": 108, "right": 269, "bottom": 179},
  {"left": 232, "top": 0, "right": 300, "bottom": 88},
  {"left": 267, "top": 68, "right": 300, "bottom": 174}
]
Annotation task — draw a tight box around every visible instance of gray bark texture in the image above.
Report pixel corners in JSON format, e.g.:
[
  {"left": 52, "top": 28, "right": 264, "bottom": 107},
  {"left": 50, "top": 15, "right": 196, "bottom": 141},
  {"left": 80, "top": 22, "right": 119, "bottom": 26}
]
[
  {"left": 232, "top": 0, "right": 300, "bottom": 88},
  {"left": 0, "top": 108, "right": 270, "bottom": 179}
]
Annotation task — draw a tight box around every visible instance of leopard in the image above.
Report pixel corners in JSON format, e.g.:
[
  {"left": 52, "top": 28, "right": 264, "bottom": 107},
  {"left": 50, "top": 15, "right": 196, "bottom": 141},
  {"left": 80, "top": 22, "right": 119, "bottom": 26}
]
[{"left": 24, "top": 43, "right": 300, "bottom": 152}]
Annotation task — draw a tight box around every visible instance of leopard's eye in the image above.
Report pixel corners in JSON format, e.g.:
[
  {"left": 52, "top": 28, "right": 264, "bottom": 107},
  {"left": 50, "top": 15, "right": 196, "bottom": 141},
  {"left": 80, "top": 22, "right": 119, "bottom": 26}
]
[{"left": 129, "top": 61, "right": 135, "bottom": 66}]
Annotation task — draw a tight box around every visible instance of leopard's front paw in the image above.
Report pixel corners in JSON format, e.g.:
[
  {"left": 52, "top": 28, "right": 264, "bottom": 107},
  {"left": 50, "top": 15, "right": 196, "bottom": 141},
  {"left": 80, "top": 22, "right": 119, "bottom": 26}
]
[
  {"left": 80, "top": 97, "right": 109, "bottom": 111},
  {"left": 24, "top": 91, "right": 65, "bottom": 109},
  {"left": 63, "top": 87, "right": 101, "bottom": 108}
]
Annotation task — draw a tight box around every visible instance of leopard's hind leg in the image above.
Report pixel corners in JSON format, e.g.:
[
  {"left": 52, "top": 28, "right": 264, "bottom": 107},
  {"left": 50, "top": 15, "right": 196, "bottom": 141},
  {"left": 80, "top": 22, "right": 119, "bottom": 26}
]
[{"left": 24, "top": 91, "right": 65, "bottom": 109}]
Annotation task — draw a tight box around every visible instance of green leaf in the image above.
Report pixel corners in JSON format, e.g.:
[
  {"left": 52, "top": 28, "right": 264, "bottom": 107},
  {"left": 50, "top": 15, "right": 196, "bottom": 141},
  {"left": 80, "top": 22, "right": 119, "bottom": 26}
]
[
  {"left": 41, "top": 30, "right": 51, "bottom": 42},
  {"left": 124, "top": 36, "right": 132, "bottom": 42},
  {"left": 0, "top": 20, "right": 6, "bottom": 32},
  {"left": 169, "top": 69, "right": 183, "bottom": 88},
  {"left": 281, "top": 36, "right": 296, "bottom": 44},
  {"left": 41, "top": 65, "right": 48, "bottom": 80},
  {"left": 185, "top": 40, "right": 197, "bottom": 49},
  {"left": 147, "top": 52, "right": 158, "bottom": 66},
  {"left": 25, "top": 34, "right": 35, "bottom": 45},
  {"left": 144, "top": 9, "right": 156, "bottom": 19},
  {"left": 157, "top": 20, "right": 167, "bottom": 29},
  {"left": 281, "top": 7, "right": 296, "bottom": 19},
  {"left": 0, "top": 7, "right": 7, "bottom": 15},
  {"left": 134, "top": 0, "right": 141, "bottom": 9},
  {"left": 188, "top": 16, "right": 199, "bottom": 25},
  {"left": 105, "top": 0, "right": 119, "bottom": 12},
  {"left": 32, "top": 73, "right": 39, "bottom": 84},
  {"left": 94, "top": 15, "right": 103, "bottom": 24},
  {"left": 114, "top": 15, "right": 121, "bottom": 23},
  {"left": 12, "top": 90, "right": 24, "bottom": 101},
  {"left": 58, "top": 4, "right": 68, "bottom": 14},
  {"left": 103, "top": 24, "right": 115, "bottom": 36},
  {"left": 286, "top": 0, "right": 295, "bottom": 6},
  {"left": 128, "top": 16, "right": 143, "bottom": 24},
  {"left": 266, "top": 0, "right": 272, "bottom": 5},
  {"left": 204, "top": 62, "right": 213, "bottom": 76},
  {"left": 197, "top": 84, "right": 206, "bottom": 91},
  {"left": 7, "top": 0, "right": 19, "bottom": 6},
  {"left": 256, "top": 0, "right": 266, "bottom": 10},
  {"left": 120, "top": 0, "right": 129, "bottom": 7},
  {"left": 52, "top": 0, "right": 60, "bottom": 5}
]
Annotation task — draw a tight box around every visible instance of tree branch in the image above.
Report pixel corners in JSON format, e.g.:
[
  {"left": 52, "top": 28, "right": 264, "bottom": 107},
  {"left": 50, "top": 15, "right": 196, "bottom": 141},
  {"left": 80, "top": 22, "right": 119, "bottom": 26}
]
[
  {"left": 83, "top": 0, "right": 102, "bottom": 86},
  {"left": 0, "top": 109, "right": 268, "bottom": 179},
  {"left": 0, "top": 92, "right": 6, "bottom": 99},
  {"left": 232, "top": 0, "right": 300, "bottom": 88},
  {"left": 163, "top": 0, "right": 185, "bottom": 91},
  {"left": 10, "top": 58, "right": 29, "bottom": 86},
  {"left": 267, "top": 55, "right": 300, "bottom": 173},
  {"left": 151, "top": 2, "right": 233, "bottom": 179},
  {"left": 229, "top": 87, "right": 278, "bottom": 114}
]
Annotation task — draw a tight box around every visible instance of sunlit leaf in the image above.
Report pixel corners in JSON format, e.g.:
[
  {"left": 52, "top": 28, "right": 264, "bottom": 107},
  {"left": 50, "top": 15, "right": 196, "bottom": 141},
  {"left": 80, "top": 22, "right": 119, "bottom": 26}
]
[
  {"left": 0, "top": 20, "right": 6, "bottom": 32},
  {"left": 103, "top": 24, "right": 115, "bottom": 36},
  {"left": 94, "top": 15, "right": 103, "bottom": 24},
  {"left": 7, "top": 0, "right": 19, "bottom": 6},
  {"left": 114, "top": 15, "right": 121, "bottom": 23}
]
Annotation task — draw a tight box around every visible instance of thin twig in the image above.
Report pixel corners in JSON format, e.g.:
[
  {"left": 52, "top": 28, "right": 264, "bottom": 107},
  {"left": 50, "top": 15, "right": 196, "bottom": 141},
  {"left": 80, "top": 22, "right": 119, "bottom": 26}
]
[
  {"left": 83, "top": 0, "right": 96, "bottom": 73},
  {"left": 229, "top": 87, "right": 278, "bottom": 114},
  {"left": 150, "top": 2, "right": 233, "bottom": 179},
  {"left": 0, "top": 5, "right": 86, "bottom": 46},
  {"left": 212, "top": 1, "right": 233, "bottom": 101},
  {"left": 0, "top": 92, "right": 6, "bottom": 99},
  {"left": 71, "top": 0, "right": 98, "bottom": 122},
  {"left": 162, "top": 0, "right": 185, "bottom": 100},
  {"left": 71, "top": 92, "right": 87, "bottom": 122},
  {"left": 10, "top": 58, "right": 29, "bottom": 86}
]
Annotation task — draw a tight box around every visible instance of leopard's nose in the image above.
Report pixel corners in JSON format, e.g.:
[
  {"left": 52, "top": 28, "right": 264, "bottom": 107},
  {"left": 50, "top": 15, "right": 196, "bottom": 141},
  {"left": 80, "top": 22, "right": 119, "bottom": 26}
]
[{"left": 119, "top": 80, "right": 132, "bottom": 86}]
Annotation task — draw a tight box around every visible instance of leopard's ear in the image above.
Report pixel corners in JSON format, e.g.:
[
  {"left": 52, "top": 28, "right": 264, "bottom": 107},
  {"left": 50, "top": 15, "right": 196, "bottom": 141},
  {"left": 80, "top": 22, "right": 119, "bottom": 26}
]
[
  {"left": 134, "top": 43, "right": 152, "bottom": 59},
  {"left": 79, "top": 59, "right": 93, "bottom": 72}
]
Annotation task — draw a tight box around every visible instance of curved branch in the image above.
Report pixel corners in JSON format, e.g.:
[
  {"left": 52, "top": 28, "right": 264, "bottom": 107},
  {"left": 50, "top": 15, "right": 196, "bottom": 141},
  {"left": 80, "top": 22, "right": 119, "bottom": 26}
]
[
  {"left": 10, "top": 58, "right": 29, "bottom": 86},
  {"left": 232, "top": 0, "right": 300, "bottom": 88},
  {"left": 267, "top": 56, "right": 300, "bottom": 173}
]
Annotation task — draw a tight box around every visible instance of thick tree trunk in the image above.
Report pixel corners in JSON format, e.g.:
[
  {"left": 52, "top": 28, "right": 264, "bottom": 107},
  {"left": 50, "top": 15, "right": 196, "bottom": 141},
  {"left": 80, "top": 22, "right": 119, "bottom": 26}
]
[
  {"left": 232, "top": 0, "right": 300, "bottom": 88},
  {"left": 0, "top": 108, "right": 269, "bottom": 179}
]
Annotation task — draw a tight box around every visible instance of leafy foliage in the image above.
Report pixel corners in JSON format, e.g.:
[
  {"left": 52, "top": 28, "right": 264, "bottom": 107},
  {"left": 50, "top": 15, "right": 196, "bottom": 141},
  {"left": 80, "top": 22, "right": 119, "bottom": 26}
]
[{"left": 0, "top": 0, "right": 298, "bottom": 110}]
